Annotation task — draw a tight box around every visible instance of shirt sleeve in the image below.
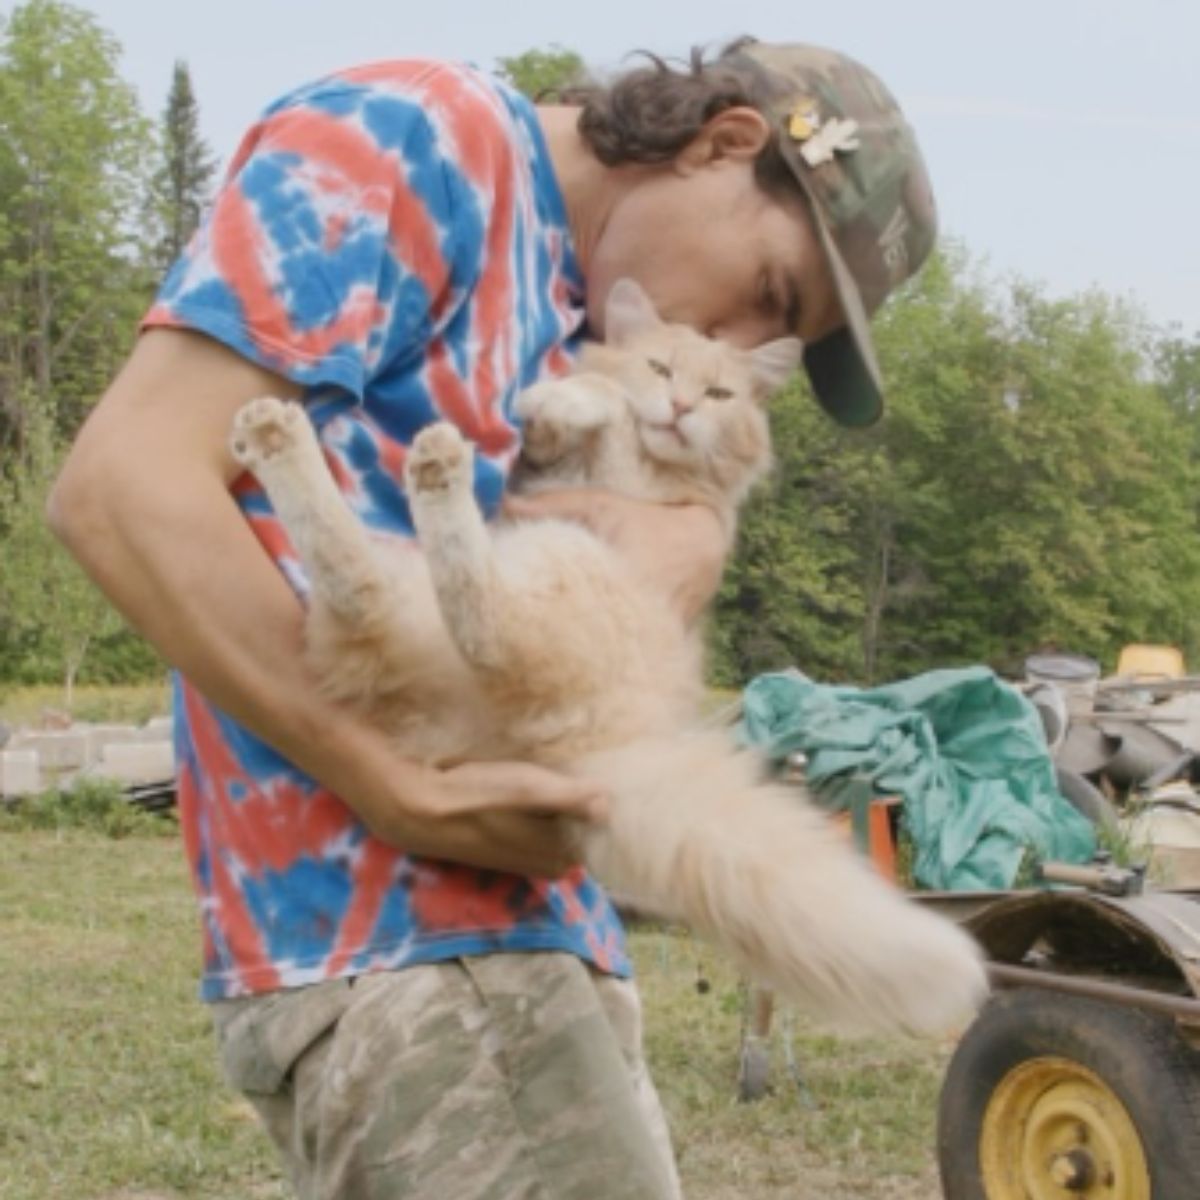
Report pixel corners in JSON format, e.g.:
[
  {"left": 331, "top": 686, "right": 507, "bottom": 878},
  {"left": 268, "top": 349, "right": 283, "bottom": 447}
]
[{"left": 142, "top": 80, "right": 460, "bottom": 398}]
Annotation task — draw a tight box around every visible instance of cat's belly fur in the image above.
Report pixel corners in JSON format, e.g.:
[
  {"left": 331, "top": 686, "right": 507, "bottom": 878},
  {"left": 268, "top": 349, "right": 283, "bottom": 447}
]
[{"left": 304, "top": 518, "right": 702, "bottom": 767}]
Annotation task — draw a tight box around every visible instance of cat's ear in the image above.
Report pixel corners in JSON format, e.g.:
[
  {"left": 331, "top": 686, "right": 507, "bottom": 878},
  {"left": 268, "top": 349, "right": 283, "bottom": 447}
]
[
  {"left": 604, "top": 278, "right": 662, "bottom": 345},
  {"left": 748, "top": 338, "right": 805, "bottom": 395}
]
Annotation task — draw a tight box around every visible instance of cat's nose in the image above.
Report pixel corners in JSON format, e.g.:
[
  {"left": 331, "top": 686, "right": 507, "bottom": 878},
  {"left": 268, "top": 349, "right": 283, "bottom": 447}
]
[{"left": 671, "top": 397, "right": 692, "bottom": 417}]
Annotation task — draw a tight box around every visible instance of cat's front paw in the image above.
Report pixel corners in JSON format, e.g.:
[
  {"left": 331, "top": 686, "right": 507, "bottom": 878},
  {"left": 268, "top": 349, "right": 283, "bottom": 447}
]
[
  {"left": 513, "top": 380, "right": 557, "bottom": 424},
  {"left": 513, "top": 381, "right": 585, "bottom": 464},
  {"left": 407, "top": 422, "right": 474, "bottom": 495},
  {"left": 230, "top": 397, "right": 309, "bottom": 471}
]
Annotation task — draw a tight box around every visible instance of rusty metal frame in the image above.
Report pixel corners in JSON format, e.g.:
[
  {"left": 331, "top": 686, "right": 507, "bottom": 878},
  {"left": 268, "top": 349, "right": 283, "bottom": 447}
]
[
  {"left": 988, "top": 961, "right": 1200, "bottom": 1024},
  {"left": 960, "top": 888, "right": 1200, "bottom": 993}
]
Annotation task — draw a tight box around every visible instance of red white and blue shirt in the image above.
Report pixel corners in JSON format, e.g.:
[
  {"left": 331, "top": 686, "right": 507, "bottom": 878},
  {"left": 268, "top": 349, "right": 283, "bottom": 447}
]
[{"left": 143, "top": 60, "right": 630, "bottom": 1001}]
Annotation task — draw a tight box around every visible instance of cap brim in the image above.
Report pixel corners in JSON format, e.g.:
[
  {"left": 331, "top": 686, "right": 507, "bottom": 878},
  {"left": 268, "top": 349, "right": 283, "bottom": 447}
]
[
  {"left": 803, "top": 327, "right": 882, "bottom": 428},
  {"left": 783, "top": 148, "right": 886, "bottom": 428}
]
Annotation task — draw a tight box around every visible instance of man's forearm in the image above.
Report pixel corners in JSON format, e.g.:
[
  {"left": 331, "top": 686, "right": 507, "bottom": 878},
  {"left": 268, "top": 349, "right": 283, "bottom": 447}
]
[
  {"left": 42, "top": 326, "right": 463, "bottom": 853},
  {"left": 48, "top": 450, "right": 439, "bottom": 834}
]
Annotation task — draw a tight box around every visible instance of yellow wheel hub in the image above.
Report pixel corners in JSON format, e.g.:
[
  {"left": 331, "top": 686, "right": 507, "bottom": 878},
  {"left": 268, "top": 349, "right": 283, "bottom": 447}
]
[{"left": 979, "top": 1056, "right": 1151, "bottom": 1199}]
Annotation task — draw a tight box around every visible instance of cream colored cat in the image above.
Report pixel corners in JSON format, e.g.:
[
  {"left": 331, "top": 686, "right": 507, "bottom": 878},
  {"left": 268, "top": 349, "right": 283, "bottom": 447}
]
[{"left": 229, "top": 279, "right": 987, "bottom": 1035}]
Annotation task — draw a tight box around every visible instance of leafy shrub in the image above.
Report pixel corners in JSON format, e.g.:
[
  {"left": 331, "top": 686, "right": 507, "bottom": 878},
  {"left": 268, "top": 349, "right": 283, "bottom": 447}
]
[{"left": 0, "top": 777, "right": 175, "bottom": 839}]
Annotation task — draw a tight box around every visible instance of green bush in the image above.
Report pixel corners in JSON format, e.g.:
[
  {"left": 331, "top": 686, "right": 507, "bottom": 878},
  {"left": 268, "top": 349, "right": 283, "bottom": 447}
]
[
  {"left": 0, "top": 626, "right": 164, "bottom": 689},
  {"left": 0, "top": 778, "right": 175, "bottom": 839},
  {"left": 79, "top": 628, "right": 166, "bottom": 685}
]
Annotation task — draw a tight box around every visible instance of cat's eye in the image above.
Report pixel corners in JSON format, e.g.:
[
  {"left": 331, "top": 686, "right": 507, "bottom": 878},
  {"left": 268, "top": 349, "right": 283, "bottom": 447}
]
[
  {"left": 647, "top": 359, "right": 673, "bottom": 380},
  {"left": 705, "top": 386, "right": 734, "bottom": 401}
]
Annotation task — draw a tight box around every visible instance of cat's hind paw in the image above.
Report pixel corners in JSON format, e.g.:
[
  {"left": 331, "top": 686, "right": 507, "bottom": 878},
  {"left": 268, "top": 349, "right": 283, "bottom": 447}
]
[
  {"left": 407, "top": 422, "right": 473, "bottom": 495},
  {"left": 230, "top": 397, "right": 309, "bottom": 471}
]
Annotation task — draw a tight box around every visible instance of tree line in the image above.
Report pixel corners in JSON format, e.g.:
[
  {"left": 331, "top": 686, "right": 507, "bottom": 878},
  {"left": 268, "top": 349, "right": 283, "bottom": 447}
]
[
  {"left": 711, "top": 254, "right": 1200, "bottom": 684},
  {"left": 0, "top": 0, "right": 214, "bottom": 696},
  {"left": 1, "top": 8, "right": 1197, "bottom": 704}
]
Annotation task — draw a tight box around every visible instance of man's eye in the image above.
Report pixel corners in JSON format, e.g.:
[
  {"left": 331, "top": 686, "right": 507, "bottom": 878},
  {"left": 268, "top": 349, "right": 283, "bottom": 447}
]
[
  {"left": 648, "top": 359, "right": 673, "bottom": 379},
  {"left": 705, "top": 386, "right": 734, "bottom": 401}
]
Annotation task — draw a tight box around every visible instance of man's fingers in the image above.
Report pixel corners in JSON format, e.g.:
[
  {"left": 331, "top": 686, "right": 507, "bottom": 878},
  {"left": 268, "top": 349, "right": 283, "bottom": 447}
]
[
  {"left": 436, "top": 761, "right": 610, "bottom": 823},
  {"left": 536, "top": 776, "right": 610, "bottom": 823},
  {"left": 469, "top": 810, "right": 588, "bottom": 878},
  {"left": 501, "top": 768, "right": 610, "bottom": 823}
]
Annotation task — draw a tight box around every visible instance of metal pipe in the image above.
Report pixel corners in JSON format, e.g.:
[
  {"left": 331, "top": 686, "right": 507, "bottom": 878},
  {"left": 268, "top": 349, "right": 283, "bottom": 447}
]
[{"left": 989, "top": 962, "right": 1200, "bottom": 1024}]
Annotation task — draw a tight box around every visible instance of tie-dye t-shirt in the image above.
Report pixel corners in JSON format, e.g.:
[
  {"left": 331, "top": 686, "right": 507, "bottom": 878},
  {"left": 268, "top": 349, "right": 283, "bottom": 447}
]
[{"left": 141, "top": 60, "right": 631, "bottom": 1001}]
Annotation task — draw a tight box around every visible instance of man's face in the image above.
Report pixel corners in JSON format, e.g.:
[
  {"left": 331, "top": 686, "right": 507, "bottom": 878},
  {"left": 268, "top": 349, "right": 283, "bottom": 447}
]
[{"left": 585, "top": 154, "right": 843, "bottom": 352}]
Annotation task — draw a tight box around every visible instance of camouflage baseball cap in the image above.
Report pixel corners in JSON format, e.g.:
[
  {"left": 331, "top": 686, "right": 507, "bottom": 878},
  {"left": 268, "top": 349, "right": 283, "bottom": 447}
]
[{"left": 728, "top": 41, "right": 937, "bottom": 427}]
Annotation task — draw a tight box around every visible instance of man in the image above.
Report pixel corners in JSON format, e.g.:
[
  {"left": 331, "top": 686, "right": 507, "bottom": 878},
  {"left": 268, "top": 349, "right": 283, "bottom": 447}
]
[{"left": 49, "top": 37, "right": 936, "bottom": 1200}]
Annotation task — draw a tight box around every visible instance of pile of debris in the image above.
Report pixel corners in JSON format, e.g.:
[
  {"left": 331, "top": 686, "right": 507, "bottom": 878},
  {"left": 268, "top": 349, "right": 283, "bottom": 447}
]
[
  {"left": 1024, "top": 645, "right": 1200, "bottom": 885},
  {"left": 0, "top": 711, "right": 175, "bottom": 812}
]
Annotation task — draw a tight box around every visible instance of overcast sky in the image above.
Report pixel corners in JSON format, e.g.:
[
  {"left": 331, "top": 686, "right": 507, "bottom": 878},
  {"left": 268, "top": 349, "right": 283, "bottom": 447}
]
[{"left": 27, "top": 0, "right": 1200, "bottom": 334}]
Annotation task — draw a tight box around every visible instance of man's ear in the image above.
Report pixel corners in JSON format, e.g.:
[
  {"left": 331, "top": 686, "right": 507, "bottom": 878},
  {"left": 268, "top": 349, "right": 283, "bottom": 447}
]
[
  {"left": 677, "top": 106, "right": 772, "bottom": 171},
  {"left": 604, "top": 278, "right": 663, "bottom": 344}
]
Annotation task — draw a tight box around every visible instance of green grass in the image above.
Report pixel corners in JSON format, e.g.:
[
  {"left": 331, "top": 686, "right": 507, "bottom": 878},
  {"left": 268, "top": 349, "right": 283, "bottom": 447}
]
[
  {"left": 636, "top": 932, "right": 952, "bottom": 1198},
  {"left": 0, "top": 681, "right": 172, "bottom": 728},
  {"left": 0, "top": 829, "right": 952, "bottom": 1200},
  {"left": 0, "top": 829, "right": 286, "bottom": 1200}
]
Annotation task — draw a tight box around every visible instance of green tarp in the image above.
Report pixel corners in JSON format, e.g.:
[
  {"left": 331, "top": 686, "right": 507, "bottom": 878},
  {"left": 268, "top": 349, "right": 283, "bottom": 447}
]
[{"left": 737, "top": 666, "right": 1096, "bottom": 891}]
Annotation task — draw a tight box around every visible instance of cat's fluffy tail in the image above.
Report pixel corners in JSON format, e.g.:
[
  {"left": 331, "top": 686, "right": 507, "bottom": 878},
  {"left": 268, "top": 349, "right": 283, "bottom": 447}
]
[{"left": 572, "top": 731, "right": 988, "bottom": 1037}]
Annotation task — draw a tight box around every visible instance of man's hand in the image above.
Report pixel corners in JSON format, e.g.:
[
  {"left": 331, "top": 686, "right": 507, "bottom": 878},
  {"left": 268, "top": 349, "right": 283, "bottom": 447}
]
[
  {"left": 376, "top": 760, "right": 610, "bottom": 878},
  {"left": 435, "top": 761, "right": 609, "bottom": 823},
  {"left": 503, "top": 489, "right": 728, "bottom": 624}
]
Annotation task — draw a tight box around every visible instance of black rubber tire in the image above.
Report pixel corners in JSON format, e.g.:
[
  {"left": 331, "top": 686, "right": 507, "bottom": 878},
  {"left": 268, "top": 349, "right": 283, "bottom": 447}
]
[{"left": 938, "top": 987, "right": 1200, "bottom": 1199}]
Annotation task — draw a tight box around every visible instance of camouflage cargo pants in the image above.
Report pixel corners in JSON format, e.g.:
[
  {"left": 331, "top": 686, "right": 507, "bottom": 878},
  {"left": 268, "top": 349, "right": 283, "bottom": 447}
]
[{"left": 210, "top": 952, "right": 683, "bottom": 1199}]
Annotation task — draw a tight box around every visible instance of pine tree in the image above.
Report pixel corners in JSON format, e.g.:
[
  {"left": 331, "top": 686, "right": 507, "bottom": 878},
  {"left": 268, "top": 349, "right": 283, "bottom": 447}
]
[{"left": 147, "top": 60, "right": 215, "bottom": 277}]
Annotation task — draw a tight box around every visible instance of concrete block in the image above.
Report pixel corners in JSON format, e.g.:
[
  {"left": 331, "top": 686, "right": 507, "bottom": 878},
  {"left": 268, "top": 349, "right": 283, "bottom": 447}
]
[
  {"left": 11, "top": 731, "right": 88, "bottom": 773},
  {"left": 140, "top": 716, "right": 174, "bottom": 742},
  {"left": 0, "top": 750, "right": 41, "bottom": 797},
  {"left": 96, "top": 741, "right": 175, "bottom": 785},
  {"left": 82, "top": 725, "right": 144, "bottom": 767}
]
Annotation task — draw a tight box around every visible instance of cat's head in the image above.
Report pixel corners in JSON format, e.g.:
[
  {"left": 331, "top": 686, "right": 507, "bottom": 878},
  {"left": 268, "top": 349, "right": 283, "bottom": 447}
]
[{"left": 601, "top": 279, "right": 804, "bottom": 495}]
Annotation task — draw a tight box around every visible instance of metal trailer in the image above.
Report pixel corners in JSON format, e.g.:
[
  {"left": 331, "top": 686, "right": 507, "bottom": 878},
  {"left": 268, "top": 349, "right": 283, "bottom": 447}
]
[{"left": 737, "top": 863, "right": 1200, "bottom": 1199}]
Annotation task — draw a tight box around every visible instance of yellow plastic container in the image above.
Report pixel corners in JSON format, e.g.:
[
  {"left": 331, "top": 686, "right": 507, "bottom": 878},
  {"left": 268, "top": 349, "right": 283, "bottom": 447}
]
[{"left": 1115, "top": 643, "right": 1186, "bottom": 681}]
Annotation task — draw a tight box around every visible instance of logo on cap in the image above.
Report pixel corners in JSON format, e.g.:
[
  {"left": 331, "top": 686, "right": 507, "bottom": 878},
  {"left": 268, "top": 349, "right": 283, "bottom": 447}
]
[
  {"left": 787, "top": 98, "right": 861, "bottom": 167},
  {"left": 878, "top": 208, "right": 911, "bottom": 283}
]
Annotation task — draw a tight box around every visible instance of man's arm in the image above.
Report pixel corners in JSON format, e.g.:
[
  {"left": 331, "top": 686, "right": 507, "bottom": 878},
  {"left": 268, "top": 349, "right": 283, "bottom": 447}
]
[{"left": 48, "top": 328, "right": 605, "bottom": 876}]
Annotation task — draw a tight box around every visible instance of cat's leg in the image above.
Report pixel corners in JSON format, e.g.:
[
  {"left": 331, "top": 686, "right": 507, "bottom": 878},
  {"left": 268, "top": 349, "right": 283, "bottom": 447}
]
[
  {"left": 514, "top": 374, "right": 625, "bottom": 466},
  {"left": 403, "top": 422, "right": 514, "bottom": 673},
  {"left": 410, "top": 421, "right": 657, "bottom": 742},
  {"left": 229, "top": 397, "right": 400, "bottom": 625},
  {"left": 407, "top": 420, "right": 596, "bottom": 689}
]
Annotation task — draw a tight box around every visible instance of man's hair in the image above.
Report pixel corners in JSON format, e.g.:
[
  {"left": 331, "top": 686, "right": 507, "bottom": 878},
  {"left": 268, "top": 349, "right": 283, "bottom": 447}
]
[{"left": 557, "top": 38, "right": 796, "bottom": 200}]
